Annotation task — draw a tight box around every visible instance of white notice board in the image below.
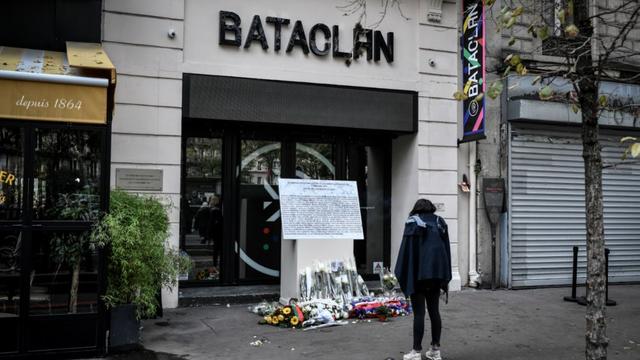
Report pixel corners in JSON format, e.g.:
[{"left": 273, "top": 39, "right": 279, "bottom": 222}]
[{"left": 279, "top": 178, "right": 364, "bottom": 240}]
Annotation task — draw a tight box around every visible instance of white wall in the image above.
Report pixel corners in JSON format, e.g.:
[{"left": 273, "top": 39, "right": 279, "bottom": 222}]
[
  {"left": 103, "top": 0, "right": 463, "bottom": 308},
  {"left": 183, "top": 0, "right": 418, "bottom": 90},
  {"left": 390, "top": 1, "right": 462, "bottom": 291},
  {"left": 415, "top": 0, "right": 461, "bottom": 290},
  {"left": 103, "top": 0, "right": 185, "bottom": 308}
]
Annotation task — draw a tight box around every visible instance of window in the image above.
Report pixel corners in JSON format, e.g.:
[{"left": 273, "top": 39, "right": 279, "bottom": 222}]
[
  {"left": 542, "top": 0, "right": 591, "bottom": 56},
  {"left": 33, "top": 128, "right": 103, "bottom": 221}
]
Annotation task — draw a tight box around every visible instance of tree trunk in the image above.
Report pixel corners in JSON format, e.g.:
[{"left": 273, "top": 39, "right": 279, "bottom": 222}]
[
  {"left": 579, "top": 79, "right": 608, "bottom": 360},
  {"left": 69, "top": 260, "right": 80, "bottom": 314}
]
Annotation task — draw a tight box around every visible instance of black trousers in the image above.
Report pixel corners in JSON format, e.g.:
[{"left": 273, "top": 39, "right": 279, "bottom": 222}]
[{"left": 410, "top": 283, "right": 442, "bottom": 351}]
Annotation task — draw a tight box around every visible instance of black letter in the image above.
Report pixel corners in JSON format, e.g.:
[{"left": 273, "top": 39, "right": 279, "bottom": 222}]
[
  {"left": 244, "top": 15, "right": 269, "bottom": 50},
  {"left": 219, "top": 11, "right": 241, "bottom": 46},
  {"left": 286, "top": 20, "right": 310, "bottom": 54},
  {"left": 309, "top": 24, "right": 331, "bottom": 56},
  {"left": 332, "top": 25, "right": 352, "bottom": 59},
  {"left": 374, "top": 31, "right": 394, "bottom": 63},
  {"left": 266, "top": 17, "right": 291, "bottom": 51},
  {"left": 353, "top": 27, "right": 372, "bottom": 61}
]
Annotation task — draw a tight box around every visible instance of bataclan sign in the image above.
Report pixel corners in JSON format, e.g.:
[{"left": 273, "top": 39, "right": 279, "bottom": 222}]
[{"left": 219, "top": 11, "right": 395, "bottom": 63}]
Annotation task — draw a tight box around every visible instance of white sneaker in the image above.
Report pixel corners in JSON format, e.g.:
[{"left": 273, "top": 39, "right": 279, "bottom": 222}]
[
  {"left": 425, "top": 347, "right": 441, "bottom": 360},
  {"left": 403, "top": 349, "right": 422, "bottom": 360}
]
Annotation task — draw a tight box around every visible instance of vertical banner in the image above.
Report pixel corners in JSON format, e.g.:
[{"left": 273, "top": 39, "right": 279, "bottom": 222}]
[{"left": 460, "top": 0, "right": 486, "bottom": 143}]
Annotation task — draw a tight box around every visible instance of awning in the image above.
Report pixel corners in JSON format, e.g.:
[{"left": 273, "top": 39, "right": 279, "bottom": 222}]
[{"left": 0, "top": 42, "right": 116, "bottom": 125}]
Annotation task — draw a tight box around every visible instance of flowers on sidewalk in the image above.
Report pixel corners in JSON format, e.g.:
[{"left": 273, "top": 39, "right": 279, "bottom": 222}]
[
  {"left": 252, "top": 258, "right": 411, "bottom": 329},
  {"left": 258, "top": 304, "right": 305, "bottom": 328},
  {"left": 380, "top": 269, "right": 399, "bottom": 292},
  {"left": 254, "top": 295, "right": 411, "bottom": 328},
  {"left": 349, "top": 297, "right": 412, "bottom": 321},
  {"left": 298, "top": 258, "right": 370, "bottom": 303}
]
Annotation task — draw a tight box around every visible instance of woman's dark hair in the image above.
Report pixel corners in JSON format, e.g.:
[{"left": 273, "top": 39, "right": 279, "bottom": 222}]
[{"left": 410, "top": 199, "right": 437, "bottom": 215}]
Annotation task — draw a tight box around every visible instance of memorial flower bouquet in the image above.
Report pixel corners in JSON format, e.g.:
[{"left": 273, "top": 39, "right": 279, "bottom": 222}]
[
  {"left": 349, "top": 296, "right": 412, "bottom": 321},
  {"left": 259, "top": 304, "right": 305, "bottom": 328},
  {"left": 249, "top": 301, "right": 278, "bottom": 316},
  {"left": 379, "top": 267, "right": 399, "bottom": 295},
  {"left": 298, "top": 258, "right": 370, "bottom": 302}
]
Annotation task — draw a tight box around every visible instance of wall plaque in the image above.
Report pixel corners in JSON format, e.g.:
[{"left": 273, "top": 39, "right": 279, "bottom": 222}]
[
  {"left": 116, "top": 169, "right": 163, "bottom": 191},
  {"left": 279, "top": 178, "right": 364, "bottom": 240}
]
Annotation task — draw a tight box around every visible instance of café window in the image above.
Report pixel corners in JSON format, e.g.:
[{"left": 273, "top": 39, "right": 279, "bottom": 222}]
[{"left": 33, "top": 128, "right": 103, "bottom": 221}]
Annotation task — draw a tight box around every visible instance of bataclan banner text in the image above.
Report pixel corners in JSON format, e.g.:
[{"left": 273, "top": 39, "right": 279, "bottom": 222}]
[
  {"left": 460, "top": 0, "right": 486, "bottom": 143},
  {"left": 219, "top": 11, "right": 394, "bottom": 63}
]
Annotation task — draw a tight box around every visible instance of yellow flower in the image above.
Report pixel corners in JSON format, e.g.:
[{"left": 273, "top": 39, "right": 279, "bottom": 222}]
[
  {"left": 264, "top": 316, "right": 271, "bottom": 324},
  {"left": 283, "top": 307, "right": 292, "bottom": 315},
  {"left": 278, "top": 314, "right": 284, "bottom": 322},
  {"left": 272, "top": 317, "right": 279, "bottom": 325},
  {"left": 290, "top": 316, "right": 299, "bottom": 326}
]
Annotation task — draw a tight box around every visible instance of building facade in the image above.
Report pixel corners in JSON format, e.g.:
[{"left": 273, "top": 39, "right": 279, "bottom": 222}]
[
  {"left": 0, "top": 0, "right": 113, "bottom": 356},
  {"left": 102, "top": 0, "right": 464, "bottom": 308},
  {"left": 4, "top": 2, "right": 640, "bottom": 357},
  {"left": 473, "top": 0, "right": 640, "bottom": 288}
]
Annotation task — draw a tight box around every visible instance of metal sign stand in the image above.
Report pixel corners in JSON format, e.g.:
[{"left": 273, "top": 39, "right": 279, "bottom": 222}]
[{"left": 482, "top": 178, "right": 505, "bottom": 290}]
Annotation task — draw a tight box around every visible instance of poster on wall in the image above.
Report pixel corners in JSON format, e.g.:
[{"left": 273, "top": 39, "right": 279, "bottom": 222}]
[
  {"left": 460, "top": 0, "right": 486, "bottom": 143},
  {"left": 279, "top": 178, "right": 364, "bottom": 240}
]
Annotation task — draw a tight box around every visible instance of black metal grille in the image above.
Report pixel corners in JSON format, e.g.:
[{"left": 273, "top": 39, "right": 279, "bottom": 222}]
[{"left": 184, "top": 74, "right": 416, "bottom": 133}]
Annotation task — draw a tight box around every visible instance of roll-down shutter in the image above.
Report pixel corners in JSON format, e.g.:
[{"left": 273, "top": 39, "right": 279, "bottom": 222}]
[{"left": 510, "top": 125, "right": 640, "bottom": 287}]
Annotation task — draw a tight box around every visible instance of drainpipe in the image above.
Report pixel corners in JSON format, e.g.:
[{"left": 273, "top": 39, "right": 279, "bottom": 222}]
[{"left": 469, "top": 141, "right": 481, "bottom": 287}]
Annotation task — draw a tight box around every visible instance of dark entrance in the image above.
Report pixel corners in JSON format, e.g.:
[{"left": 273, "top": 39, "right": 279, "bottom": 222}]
[
  {"left": 0, "top": 122, "right": 109, "bottom": 356},
  {"left": 180, "top": 74, "right": 416, "bottom": 286},
  {"left": 180, "top": 122, "right": 393, "bottom": 285}
]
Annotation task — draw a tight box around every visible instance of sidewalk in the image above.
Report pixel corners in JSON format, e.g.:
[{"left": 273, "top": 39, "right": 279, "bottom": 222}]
[{"left": 105, "top": 285, "right": 640, "bottom": 360}]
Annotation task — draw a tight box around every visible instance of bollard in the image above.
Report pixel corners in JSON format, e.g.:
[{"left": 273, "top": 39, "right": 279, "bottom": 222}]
[
  {"left": 576, "top": 247, "right": 617, "bottom": 306},
  {"left": 605, "top": 248, "right": 617, "bottom": 306},
  {"left": 563, "top": 246, "right": 579, "bottom": 302}
]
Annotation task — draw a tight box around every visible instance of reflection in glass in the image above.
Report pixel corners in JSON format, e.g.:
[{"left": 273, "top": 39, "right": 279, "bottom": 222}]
[
  {"left": 239, "top": 140, "right": 281, "bottom": 281},
  {"left": 33, "top": 129, "right": 102, "bottom": 221},
  {"left": 362, "top": 146, "right": 385, "bottom": 275},
  {"left": 241, "top": 140, "right": 281, "bottom": 185},
  {"left": 295, "top": 143, "right": 335, "bottom": 180},
  {"left": 186, "top": 138, "right": 222, "bottom": 179},
  {"left": 0, "top": 127, "right": 24, "bottom": 221},
  {"left": 0, "top": 230, "right": 21, "bottom": 317},
  {"left": 30, "top": 232, "right": 99, "bottom": 315},
  {"left": 183, "top": 138, "right": 223, "bottom": 281},
  {"left": 350, "top": 145, "right": 385, "bottom": 275}
]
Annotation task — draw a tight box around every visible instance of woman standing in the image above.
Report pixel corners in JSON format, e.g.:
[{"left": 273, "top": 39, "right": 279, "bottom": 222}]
[{"left": 395, "top": 199, "right": 452, "bottom": 360}]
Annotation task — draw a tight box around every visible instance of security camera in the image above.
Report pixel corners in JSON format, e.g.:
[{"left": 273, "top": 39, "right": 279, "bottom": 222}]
[
  {"left": 168, "top": 29, "right": 176, "bottom": 39},
  {"left": 428, "top": 58, "right": 436, "bottom": 67}
]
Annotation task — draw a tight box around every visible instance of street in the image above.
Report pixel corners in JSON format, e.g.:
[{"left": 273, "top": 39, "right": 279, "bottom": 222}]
[{"left": 102, "top": 285, "right": 640, "bottom": 360}]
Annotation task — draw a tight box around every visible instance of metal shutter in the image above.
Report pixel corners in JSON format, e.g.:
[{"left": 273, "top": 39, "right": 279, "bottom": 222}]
[{"left": 510, "top": 125, "right": 640, "bottom": 287}]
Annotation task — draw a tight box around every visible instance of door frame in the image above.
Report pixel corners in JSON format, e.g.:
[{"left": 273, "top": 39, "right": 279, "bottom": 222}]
[
  {"left": 179, "top": 121, "right": 392, "bottom": 286},
  {"left": 0, "top": 119, "right": 110, "bottom": 357}
]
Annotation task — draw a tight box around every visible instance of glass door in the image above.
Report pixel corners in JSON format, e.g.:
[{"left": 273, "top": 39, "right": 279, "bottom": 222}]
[
  {"left": 180, "top": 126, "right": 390, "bottom": 285},
  {"left": 348, "top": 141, "right": 390, "bottom": 277},
  {"left": 0, "top": 124, "right": 108, "bottom": 354},
  {"left": 0, "top": 126, "right": 24, "bottom": 354},
  {"left": 181, "top": 137, "right": 223, "bottom": 282},
  {"left": 236, "top": 140, "right": 337, "bottom": 283},
  {"left": 28, "top": 127, "right": 105, "bottom": 350},
  {"left": 238, "top": 139, "right": 282, "bottom": 282}
]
